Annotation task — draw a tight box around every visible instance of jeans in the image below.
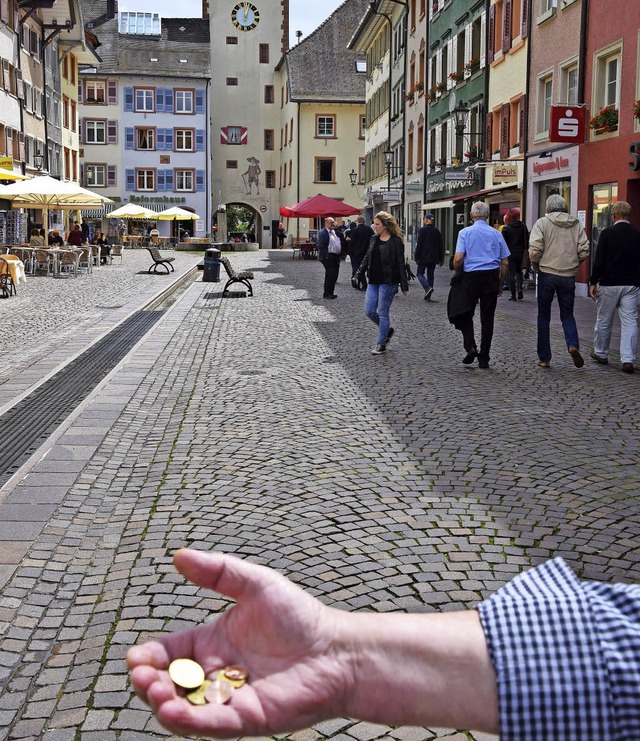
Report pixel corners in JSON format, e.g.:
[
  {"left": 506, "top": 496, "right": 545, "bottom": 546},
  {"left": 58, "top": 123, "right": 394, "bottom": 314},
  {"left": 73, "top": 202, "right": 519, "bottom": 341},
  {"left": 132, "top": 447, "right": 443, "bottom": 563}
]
[
  {"left": 536, "top": 271, "right": 579, "bottom": 361},
  {"left": 593, "top": 285, "right": 639, "bottom": 363},
  {"left": 321, "top": 253, "right": 340, "bottom": 297},
  {"left": 457, "top": 269, "right": 500, "bottom": 362},
  {"left": 416, "top": 263, "right": 436, "bottom": 292},
  {"left": 508, "top": 256, "right": 523, "bottom": 297},
  {"left": 365, "top": 283, "right": 398, "bottom": 345}
]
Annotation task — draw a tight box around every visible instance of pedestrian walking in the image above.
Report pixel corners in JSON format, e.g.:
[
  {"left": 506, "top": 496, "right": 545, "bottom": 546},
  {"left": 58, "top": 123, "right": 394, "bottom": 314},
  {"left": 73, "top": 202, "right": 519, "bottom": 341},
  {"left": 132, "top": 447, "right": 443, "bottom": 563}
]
[
  {"left": 452, "top": 201, "right": 510, "bottom": 368},
  {"left": 356, "top": 210, "right": 408, "bottom": 355},
  {"left": 316, "top": 217, "right": 342, "bottom": 299},
  {"left": 348, "top": 216, "right": 374, "bottom": 291},
  {"left": 414, "top": 212, "right": 444, "bottom": 301},
  {"left": 588, "top": 200, "right": 640, "bottom": 374},
  {"left": 277, "top": 224, "right": 286, "bottom": 248},
  {"left": 529, "top": 194, "right": 590, "bottom": 368},
  {"left": 501, "top": 207, "right": 529, "bottom": 301}
]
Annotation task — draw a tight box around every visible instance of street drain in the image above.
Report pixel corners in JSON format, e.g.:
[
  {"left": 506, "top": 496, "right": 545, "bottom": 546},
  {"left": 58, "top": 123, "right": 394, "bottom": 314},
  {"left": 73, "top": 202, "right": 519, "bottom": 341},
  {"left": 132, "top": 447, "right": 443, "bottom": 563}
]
[{"left": 238, "top": 370, "right": 267, "bottom": 376}]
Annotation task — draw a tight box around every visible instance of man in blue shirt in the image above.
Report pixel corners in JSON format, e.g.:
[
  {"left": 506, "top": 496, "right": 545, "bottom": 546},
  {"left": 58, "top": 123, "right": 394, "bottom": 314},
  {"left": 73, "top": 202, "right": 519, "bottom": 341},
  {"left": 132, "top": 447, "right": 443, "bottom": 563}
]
[{"left": 453, "top": 201, "right": 510, "bottom": 368}]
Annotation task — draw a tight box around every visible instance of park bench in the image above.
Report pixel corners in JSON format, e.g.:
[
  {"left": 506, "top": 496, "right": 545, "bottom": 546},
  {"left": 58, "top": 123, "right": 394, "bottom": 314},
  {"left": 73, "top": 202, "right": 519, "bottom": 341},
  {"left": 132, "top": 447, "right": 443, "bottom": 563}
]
[
  {"left": 220, "top": 254, "right": 254, "bottom": 297},
  {"left": 146, "top": 247, "right": 175, "bottom": 274}
]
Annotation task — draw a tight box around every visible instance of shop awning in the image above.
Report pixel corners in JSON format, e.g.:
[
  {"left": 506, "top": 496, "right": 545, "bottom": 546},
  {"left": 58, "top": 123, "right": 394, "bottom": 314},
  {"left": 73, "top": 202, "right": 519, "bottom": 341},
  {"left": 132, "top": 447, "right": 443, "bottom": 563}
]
[
  {"left": 422, "top": 200, "right": 454, "bottom": 210},
  {"left": 451, "top": 182, "right": 522, "bottom": 202}
]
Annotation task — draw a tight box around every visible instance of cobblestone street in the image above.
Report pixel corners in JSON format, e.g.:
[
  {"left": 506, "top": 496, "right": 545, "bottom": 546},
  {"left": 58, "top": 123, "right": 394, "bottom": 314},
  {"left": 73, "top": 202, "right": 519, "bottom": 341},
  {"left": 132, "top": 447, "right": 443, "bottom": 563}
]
[{"left": 0, "top": 248, "right": 638, "bottom": 741}]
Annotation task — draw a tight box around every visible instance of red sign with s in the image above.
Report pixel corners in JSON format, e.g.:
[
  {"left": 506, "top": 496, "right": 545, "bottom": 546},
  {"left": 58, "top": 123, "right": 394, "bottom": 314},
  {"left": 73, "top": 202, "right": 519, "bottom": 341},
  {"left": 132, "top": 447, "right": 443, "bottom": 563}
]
[{"left": 549, "top": 106, "right": 587, "bottom": 144}]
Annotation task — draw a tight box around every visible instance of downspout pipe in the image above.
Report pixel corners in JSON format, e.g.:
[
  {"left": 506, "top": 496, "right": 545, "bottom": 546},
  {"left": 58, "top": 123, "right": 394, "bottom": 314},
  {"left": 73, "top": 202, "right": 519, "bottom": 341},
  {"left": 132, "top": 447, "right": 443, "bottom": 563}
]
[{"left": 577, "top": 0, "right": 589, "bottom": 106}]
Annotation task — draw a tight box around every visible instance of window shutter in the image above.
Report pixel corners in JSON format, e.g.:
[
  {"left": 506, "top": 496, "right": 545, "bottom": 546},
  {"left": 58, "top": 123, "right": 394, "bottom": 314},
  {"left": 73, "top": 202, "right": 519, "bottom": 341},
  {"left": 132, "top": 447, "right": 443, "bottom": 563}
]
[
  {"left": 157, "top": 170, "right": 165, "bottom": 191},
  {"left": 446, "top": 39, "right": 453, "bottom": 88},
  {"left": 107, "top": 165, "right": 117, "bottom": 187},
  {"left": 480, "top": 11, "right": 487, "bottom": 68},
  {"left": 0, "top": 0, "right": 8, "bottom": 24},
  {"left": 125, "top": 127, "right": 134, "bottom": 149},
  {"left": 196, "top": 130, "right": 205, "bottom": 151},
  {"left": 107, "top": 120, "right": 117, "bottom": 144},
  {"left": 500, "top": 103, "right": 510, "bottom": 159},
  {"left": 124, "top": 87, "right": 133, "bottom": 111},
  {"left": 157, "top": 129, "right": 165, "bottom": 150},
  {"left": 196, "top": 170, "right": 205, "bottom": 192},
  {"left": 485, "top": 112, "right": 493, "bottom": 158},
  {"left": 165, "top": 90, "right": 173, "bottom": 113},
  {"left": 78, "top": 81, "right": 83, "bottom": 103},
  {"left": 19, "top": 131, "right": 25, "bottom": 160},
  {"left": 15, "top": 68, "right": 23, "bottom": 99},
  {"left": 165, "top": 128, "right": 173, "bottom": 150},
  {"left": 502, "top": 0, "right": 513, "bottom": 53},
  {"left": 156, "top": 88, "right": 165, "bottom": 112},
  {"left": 79, "top": 163, "right": 84, "bottom": 186},
  {"left": 451, "top": 35, "right": 458, "bottom": 76},
  {"left": 126, "top": 169, "right": 135, "bottom": 191},
  {"left": 487, "top": 4, "right": 495, "bottom": 65},
  {"left": 107, "top": 81, "right": 117, "bottom": 104},
  {"left": 195, "top": 90, "right": 204, "bottom": 113},
  {"left": 436, "top": 48, "right": 442, "bottom": 85},
  {"left": 521, "top": 0, "right": 529, "bottom": 39},
  {"left": 165, "top": 169, "right": 174, "bottom": 190},
  {"left": 464, "top": 24, "right": 472, "bottom": 77},
  {"left": 79, "top": 118, "right": 84, "bottom": 144},
  {"left": 434, "top": 123, "right": 442, "bottom": 161},
  {"left": 519, "top": 94, "right": 527, "bottom": 152}
]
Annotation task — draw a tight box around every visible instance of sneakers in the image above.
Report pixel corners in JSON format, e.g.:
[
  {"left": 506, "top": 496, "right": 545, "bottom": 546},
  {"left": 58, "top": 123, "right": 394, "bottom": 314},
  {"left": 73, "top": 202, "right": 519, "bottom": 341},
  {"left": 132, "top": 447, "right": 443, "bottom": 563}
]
[
  {"left": 622, "top": 363, "right": 635, "bottom": 374},
  {"left": 462, "top": 347, "right": 478, "bottom": 365},
  {"left": 590, "top": 349, "right": 608, "bottom": 365},
  {"left": 424, "top": 287, "right": 434, "bottom": 301},
  {"left": 385, "top": 327, "right": 395, "bottom": 345},
  {"left": 568, "top": 347, "right": 584, "bottom": 368},
  {"left": 371, "top": 344, "right": 386, "bottom": 355},
  {"left": 537, "top": 360, "right": 550, "bottom": 368}
]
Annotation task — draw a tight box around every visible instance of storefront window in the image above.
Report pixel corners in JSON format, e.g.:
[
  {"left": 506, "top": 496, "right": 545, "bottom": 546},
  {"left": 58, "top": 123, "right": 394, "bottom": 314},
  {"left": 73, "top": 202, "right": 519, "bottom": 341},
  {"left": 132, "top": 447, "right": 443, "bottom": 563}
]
[
  {"left": 590, "top": 182, "right": 618, "bottom": 258},
  {"left": 539, "top": 179, "right": 571, "bottom": 218}
]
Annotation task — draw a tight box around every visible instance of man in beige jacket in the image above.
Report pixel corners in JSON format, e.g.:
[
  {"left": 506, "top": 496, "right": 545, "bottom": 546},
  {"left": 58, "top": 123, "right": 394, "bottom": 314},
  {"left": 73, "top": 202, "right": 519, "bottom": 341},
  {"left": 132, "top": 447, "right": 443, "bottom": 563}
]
[{"left": 529, "top": 194, "right": 590, "bottom": 368}]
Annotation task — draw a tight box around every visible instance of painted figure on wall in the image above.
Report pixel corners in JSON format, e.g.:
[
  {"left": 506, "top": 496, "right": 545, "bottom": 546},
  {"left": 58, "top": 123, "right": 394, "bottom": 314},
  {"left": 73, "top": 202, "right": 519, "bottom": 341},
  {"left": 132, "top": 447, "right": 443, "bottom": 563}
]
[{"left": 242, "top": 157, "right": 261, "bottom": 195}]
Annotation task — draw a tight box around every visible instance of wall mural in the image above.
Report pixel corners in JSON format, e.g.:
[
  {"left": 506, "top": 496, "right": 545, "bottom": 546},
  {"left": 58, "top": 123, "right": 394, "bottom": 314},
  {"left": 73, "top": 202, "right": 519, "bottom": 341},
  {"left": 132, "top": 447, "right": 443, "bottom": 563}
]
[{"left": 242, "top": 157, "right": 261, "bottom": 195}]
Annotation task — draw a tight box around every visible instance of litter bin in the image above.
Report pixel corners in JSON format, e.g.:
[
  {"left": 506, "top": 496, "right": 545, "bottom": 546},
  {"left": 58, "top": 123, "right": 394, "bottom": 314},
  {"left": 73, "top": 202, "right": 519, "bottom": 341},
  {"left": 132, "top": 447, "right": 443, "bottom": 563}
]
[{"left": 203, "top": 247, "right": 221, "bottom": 282}]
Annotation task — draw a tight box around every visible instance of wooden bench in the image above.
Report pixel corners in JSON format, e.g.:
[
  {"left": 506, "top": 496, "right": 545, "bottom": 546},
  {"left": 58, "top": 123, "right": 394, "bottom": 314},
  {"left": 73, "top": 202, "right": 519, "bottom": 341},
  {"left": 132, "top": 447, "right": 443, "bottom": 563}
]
[
  {"left": 220, "top": 255, "right": 254, "bottom": 297},
  {"left": 146, "top": 247, "right": 175, "bottom": 274}
]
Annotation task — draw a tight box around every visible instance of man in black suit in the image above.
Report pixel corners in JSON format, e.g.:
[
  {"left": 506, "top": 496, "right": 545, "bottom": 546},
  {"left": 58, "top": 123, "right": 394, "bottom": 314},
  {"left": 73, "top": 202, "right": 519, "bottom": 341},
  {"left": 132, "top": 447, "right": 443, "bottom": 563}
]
[
  {"left": 414, "top": 212, "right": 444, "bottom": 301},
  {"left": 589, "top": 200, "right": 640, "bottom": 374},
  {"left": 316, "top": 217, "right": 342, "bottom": 299},
  {"left": 348, "top": 216, "right": 374, "bottom": 290}
]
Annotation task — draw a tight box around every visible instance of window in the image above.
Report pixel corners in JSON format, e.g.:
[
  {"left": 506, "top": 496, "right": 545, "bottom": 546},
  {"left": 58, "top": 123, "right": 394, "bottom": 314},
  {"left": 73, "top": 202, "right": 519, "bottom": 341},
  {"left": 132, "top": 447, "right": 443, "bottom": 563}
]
[
  {"left": 85, "top": 80, "right": 106, "bottom": 103},
  {"left": 136, "top": 128, "right": 155, "bottom": 150},
  {"left": 259, "top": 44, "right": 269, "bottom": 63},
  {"left": 264, "top": 85, "right": 274, "bottom": 103},
  {"left": 227, "top": 126, "right": 242, "bottom": 144},
  {"left": 540, "top": 0, "right": 557, "bottom": 13},
  {"left": 314, "top": 158, "right": 335, "bottom": 183},
  {"left": 226, "top": 77, "right": 238, "bottom": 86},
  {"left": 175, "top": 129, "right": 194, "bottom": 151},
  {"left": 226, "top": 160, "right": 238, "bottom": 169},
  {"left": 359, "top": 157, "right": 365, "bottom": 183},
  {"left": 561, "top": 62, "right": 578, "bottom": 105},
  {"left": 70, "top": 100, "right": 77, "bottom": 132},
  {"left": 119, "top": 11, "right": 160, "bottom": 35},
  {"left": 264, "top": 129, "right": 274, "bottom": 150},
  {"left": 359, "top": 115, "right": 366, "bottom": 138},
  {"left": 265, "top": 170, "right": 276, "bottom": 188},
  {"left": 86, "top": 120, "right": 106, "bottom": 144},
  {"left": 136, "top": 169, "right": 155, "bottom": 190},
  {"left": 316, "top": 115, "right": 335, "bottom": 138},
  {"left": 594, "top": 46, "right": 621, "bottom": 110},
  {"left": 226, "top": 36, "right": 238, "bottom": 44},
  {"left": 69, "top": 54, "right": 76, "bottom": 85},
  {"left": 537, "top": 73, "right": 553, "bottom": 133},
  {"left": 85, "top": 164, "right": 106, "bottom": 187},
  {"left": 135, "top": 88, "right": 154, "bottom": 112},
  {"left": 175, "top": 89, "right": 194, "bottom": 113},
  {"left": 175, "top": 169, "right": 194, "bottom": 191},
  {"left": 62, "top": 95, "right": 70, "bottom": 128}
]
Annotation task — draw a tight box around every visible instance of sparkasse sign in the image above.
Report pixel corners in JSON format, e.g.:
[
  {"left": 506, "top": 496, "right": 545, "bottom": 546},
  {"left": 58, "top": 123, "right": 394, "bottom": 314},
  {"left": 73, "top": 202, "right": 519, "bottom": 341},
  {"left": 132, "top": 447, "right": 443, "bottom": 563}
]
[{"left": 549, "top": 106, "right": 587, "bottom": 144}]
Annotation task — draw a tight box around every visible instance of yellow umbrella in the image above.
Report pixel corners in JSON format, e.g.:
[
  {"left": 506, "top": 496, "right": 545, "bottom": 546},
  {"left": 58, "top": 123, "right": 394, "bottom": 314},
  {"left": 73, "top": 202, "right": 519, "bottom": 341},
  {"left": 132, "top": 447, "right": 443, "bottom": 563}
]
[
  {"left": 0, "top": 167, "right": 28, "bottom": 181},
  {"left": 109, "top": 203, "right": 157, "bottom": 219},
  {"left": 155, "top": 206, "right": 200, "bottom": 220}
]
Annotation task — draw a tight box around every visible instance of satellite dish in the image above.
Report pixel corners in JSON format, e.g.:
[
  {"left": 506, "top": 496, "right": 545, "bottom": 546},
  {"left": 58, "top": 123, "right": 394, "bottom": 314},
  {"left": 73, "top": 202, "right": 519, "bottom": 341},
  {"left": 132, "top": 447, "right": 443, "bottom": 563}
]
[{"left": 448, "top": 91, "right": 457, "bottom": 113}]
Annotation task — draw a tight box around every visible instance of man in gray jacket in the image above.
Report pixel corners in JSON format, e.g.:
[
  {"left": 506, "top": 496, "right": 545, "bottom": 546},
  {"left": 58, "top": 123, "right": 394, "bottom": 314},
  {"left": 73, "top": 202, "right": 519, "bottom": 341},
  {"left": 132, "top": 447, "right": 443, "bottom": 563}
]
[{"left": 529, "top": 195, "right": 589, "bottom": 368}]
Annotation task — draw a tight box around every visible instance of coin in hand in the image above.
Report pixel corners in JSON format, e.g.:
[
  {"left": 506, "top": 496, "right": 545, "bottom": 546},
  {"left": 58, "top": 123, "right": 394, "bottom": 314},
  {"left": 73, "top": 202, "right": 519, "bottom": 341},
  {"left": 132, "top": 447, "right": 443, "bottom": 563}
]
[
  {"left": 204, "top": 678, "right": 235, "bottom": 705},
  {"left": 186, "top": 680, "right": 213, "bottom": 706},
  {"left": 168, "top": 659, "right": 206, "bottom": 690}
]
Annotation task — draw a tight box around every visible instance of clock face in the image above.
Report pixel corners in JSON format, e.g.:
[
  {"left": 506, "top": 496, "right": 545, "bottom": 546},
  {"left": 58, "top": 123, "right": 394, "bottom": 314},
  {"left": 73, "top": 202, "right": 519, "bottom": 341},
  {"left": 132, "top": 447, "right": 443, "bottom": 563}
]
[{"left": 231, "top": 3, "right": 260, "bottom": 31}]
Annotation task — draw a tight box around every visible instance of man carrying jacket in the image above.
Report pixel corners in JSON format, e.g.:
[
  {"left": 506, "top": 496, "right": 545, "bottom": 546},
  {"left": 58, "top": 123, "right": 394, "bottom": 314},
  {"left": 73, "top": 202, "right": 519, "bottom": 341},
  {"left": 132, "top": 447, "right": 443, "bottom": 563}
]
[{"left": 529, "top": 194, "right": 590, "bottom": 369}]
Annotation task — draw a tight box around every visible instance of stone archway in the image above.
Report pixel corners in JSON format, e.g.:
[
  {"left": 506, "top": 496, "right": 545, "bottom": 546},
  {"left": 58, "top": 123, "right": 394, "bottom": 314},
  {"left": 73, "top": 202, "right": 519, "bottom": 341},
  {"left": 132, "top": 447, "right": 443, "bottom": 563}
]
[{"left": 221, "top": 202, "right": 261, "bottom": 245}]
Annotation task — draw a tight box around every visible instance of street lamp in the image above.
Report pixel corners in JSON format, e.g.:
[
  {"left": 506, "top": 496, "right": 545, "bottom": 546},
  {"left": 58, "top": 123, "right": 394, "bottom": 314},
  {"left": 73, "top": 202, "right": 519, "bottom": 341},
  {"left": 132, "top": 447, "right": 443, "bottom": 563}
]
[
  {"left": 453, "top": 100, "right": 470, "bottom": 136},
  {"left": 384, "top": 147, "right": 394, "bottom": 191},
  {"left": 34, "top": 150, "right": 44, "bottom": 171}
]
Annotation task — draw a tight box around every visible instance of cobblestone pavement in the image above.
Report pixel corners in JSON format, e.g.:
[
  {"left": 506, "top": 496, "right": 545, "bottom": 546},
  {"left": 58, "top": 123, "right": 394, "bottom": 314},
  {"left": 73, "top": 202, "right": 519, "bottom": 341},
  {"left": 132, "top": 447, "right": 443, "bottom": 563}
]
[{"left": 0, "top": 249, "right": 639, "bottom": 741}]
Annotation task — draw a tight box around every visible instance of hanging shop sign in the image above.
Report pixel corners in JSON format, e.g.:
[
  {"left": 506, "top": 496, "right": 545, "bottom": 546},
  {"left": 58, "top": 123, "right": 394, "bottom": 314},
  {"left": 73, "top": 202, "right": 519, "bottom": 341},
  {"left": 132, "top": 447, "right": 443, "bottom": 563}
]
[{"left": 549, "top": 106, "right": 587, "bottom": 144}]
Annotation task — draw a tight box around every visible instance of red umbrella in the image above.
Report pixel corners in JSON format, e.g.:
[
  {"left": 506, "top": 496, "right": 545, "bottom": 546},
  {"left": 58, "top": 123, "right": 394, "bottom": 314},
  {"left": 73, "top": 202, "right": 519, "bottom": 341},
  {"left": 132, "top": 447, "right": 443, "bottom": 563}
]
[
  {"left": 286, "top": 193, "right": 361, "bottom": 218},
  {"left": 279, "top": 206, "right": 295, "bottom": 218}
]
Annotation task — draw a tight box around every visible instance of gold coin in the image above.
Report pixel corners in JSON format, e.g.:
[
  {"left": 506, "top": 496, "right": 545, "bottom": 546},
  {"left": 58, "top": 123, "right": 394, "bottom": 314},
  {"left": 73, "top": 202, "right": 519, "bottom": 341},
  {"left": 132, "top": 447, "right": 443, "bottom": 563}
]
[
  {"left": 168, "top": 659, "right": 206, "bottom": 689},
  {"left": 216, "top": 669, "right": 245, "bottom": 689},
  {"left": 186, "top": 680, "right": 212, "bottom": 706},
  {"left": 224, "top": 665, "right": 248, "bottom": 681},
  {"left": 204, "top": 678, "right": 234, "bottom": 705}
]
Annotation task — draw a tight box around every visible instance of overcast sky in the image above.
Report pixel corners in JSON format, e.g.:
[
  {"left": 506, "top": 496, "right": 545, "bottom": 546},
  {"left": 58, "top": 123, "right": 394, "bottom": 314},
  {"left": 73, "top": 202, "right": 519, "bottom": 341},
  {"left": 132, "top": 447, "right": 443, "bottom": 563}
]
[{"left": 119, "top": 0, "right": 345, "bottom": 47}]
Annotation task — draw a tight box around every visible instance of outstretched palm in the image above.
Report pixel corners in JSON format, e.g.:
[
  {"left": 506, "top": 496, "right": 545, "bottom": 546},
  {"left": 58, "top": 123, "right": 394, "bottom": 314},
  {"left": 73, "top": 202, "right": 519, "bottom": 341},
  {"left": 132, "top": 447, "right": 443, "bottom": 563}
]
[{"left": 127, "top": 549, "right": 351, "bottom": 739}]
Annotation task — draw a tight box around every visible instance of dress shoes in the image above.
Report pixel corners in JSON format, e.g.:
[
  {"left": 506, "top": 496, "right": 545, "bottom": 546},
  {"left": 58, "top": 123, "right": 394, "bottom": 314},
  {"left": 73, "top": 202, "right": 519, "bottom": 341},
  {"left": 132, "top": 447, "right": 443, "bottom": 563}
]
[
  {"left": 589, "top": 349, "right": 608, "bottom": 365},
  {"left": 568, "top": 346, "right": 584, "bottom": 368},
  {"left": 622, "top": 363, "right": 635, "bottom": 374},
  {"left": 323, "top": 294, "right": 337, "bottom": 299},
  {"left": 462, "top": 348, "right": 478, "bottom": 364}
]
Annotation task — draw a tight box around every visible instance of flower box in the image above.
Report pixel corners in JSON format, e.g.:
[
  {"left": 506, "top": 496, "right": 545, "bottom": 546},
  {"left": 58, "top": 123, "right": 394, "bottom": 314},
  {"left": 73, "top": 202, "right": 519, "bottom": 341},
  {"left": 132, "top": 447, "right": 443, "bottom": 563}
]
[{"left": 589, "top": 104, "right": 618, "bottom": 133}]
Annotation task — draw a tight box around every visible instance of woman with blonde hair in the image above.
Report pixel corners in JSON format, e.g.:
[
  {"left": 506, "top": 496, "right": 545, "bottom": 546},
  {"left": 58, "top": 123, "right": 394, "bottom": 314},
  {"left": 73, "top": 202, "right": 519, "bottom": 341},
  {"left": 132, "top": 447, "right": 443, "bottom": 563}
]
[{"left": 355, "top": 211, "right": 409, "bottom": 354}]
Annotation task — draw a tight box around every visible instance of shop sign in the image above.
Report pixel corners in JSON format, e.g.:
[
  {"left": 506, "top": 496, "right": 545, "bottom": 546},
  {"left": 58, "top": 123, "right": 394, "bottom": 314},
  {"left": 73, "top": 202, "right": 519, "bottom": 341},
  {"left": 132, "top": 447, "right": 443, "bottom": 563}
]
[
  {"left": 130, "top": 195, "right": 187, "bottom": 204},
  {"left": 0, "top": 157, "right": 13, "bottom": 170},
  {"left": 549, "top": 106, "right": 587, "bottom": 144},
  {"left": 532, "top": 156, "right": 570, "bottom": 176},
  {"left": 368, "top": 189, "right": 402, "bottom": 205},
  {"left": 492, "top": 164, "right": 517, "bottom": 183},
  {"left": 444, "top": 168, "right": 474, "bottom": 181}
]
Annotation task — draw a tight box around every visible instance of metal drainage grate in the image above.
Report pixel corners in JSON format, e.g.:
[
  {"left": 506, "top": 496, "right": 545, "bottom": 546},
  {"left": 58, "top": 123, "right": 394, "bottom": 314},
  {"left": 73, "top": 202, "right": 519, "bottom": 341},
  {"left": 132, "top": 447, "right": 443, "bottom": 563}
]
[{"left": 0, "top": 310, "right": 164, "bottom": 486}]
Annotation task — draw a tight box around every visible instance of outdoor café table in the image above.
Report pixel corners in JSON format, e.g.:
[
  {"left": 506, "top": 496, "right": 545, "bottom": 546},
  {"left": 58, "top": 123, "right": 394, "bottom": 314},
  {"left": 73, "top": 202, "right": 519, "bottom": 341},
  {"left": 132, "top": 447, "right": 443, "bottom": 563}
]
[{"left": 0, "top": 254, "right": 26, "bottom": 286}]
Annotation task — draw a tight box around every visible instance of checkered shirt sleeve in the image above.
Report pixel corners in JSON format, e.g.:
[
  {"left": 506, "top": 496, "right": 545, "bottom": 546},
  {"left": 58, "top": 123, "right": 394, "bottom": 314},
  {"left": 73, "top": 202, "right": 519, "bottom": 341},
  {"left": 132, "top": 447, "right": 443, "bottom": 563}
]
[{"left": 477, "top": 558, "right": 640, "bottom": 740}]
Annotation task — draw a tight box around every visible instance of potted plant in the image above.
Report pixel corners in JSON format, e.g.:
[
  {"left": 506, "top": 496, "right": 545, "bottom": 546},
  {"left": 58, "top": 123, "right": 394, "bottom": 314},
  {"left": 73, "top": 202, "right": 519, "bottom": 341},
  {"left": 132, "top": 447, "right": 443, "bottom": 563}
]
[
  {"left": 589, "top": 104, "right": 619, "bottom": 134},
  {"left": 449, "top": 70, "right": 464, "bottom": 83},
  {"left": 415, "top": 81, "right": 424, "bottom": 94},
  {"left": 428, "top": 85, "right": 437, "bottom": 103},
  {"left": 633, "top": 99, "right": 640, "bottom": 120},
  {"left": 436, "top": 81, "right": 447, "bottom": 94},
  {"left": 465, "top": 56, "right": 480, "bottom": 73},
  {"left": 465, "top": 145, "right": 479, "bottom": 161},
  {"left": 405, "top": 90, "right": 415, "bottom": 103}
]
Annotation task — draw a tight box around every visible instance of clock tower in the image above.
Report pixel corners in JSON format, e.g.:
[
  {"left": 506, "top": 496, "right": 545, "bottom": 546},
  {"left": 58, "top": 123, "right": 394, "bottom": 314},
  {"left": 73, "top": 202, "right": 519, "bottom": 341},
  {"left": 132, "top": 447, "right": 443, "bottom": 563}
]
[{"left": 208, "top": 1, "right": 289, "bottom": 248}]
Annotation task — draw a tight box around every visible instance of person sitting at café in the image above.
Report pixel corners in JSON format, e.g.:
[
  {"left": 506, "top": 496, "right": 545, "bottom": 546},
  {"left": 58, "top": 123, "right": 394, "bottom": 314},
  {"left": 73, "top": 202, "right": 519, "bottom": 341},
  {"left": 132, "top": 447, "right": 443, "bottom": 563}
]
[
  {"left": 48, "top": 229, "right": 64, "bottom": 247},
  {"left": 91, "top": 230, "right": 111, "bottom": 265},
  {"left": 67, "top": 223, "right": 85, "bottom": 248},
  {"left": 29, "top": 228, "right": 45, "bottom": 246}
]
